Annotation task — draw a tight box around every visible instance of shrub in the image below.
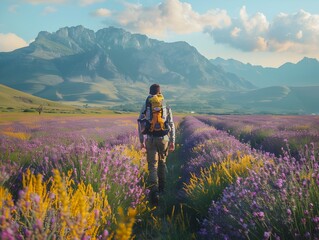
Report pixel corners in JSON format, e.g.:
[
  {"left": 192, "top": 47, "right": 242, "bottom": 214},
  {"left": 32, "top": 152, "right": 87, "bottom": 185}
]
[
  {"left": 184, "top": 154, "right": 263, "bottom": 217},
  {"left": 200, "top": 144, "right": 319, "bottom": 240},
  {"left": 22, "top": 109, "right": 36, "bottom": 113}
]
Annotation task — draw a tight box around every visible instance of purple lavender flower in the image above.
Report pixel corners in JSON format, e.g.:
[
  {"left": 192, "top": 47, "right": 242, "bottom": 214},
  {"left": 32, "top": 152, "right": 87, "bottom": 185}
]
[
  {"left": 264, "top": 231, "right": 271, "bottom": 239},
  {"left": 276, "top": 178, "right": 284, "bottom": 188}
]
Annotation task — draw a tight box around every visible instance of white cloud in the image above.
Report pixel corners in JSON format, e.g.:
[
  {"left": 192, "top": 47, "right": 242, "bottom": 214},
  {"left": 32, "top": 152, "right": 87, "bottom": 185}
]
[
  {"left": 267, "top": 9, "right": 319, "bottom": 52},
  {"left": 205, "top": 6, "right": 269, "bottom": 51},
  {"left": 296, "top": 30, "right": 303, "bottom": 39},
  {"left": 231, "top": 27, "right": 241, "bottom": 37},
  {"left": 80, "top": 0, "right": 104, "bottom": 6},
  {"left": 116, "top": 0, "right": 231, "bottom": 37},
  {"left": 42, "top": 6, "right": 57, "bottom": 15},
  {"left": 240, "top": 6, "right": 269, "bottom": 33},
  {"left": 92, "top": 8, "right": 111, "bottom": 17},
  {"left": 205, "top": 7, "right": 319, "bottom": 54},
  {"left": 0, "top": 33, "right": 28, "bottom": 52}
]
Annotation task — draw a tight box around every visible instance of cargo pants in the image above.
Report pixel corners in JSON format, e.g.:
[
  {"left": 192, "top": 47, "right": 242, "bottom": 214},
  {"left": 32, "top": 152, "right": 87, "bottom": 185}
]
[{"left": 146, "top": 135, "right": 169, "bottom": 201}]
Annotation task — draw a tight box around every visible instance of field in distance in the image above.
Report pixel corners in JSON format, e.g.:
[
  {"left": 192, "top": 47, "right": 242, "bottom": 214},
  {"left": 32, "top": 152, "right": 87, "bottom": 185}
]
[{"left": 0, "top": 83, "right": 122, "bottom": 115}]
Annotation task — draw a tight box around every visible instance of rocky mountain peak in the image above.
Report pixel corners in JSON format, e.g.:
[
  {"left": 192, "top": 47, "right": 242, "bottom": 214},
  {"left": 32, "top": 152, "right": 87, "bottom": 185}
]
[
  {"left": 0, "top": 25, "right": 254, "bottom": 110},
  {"left": 96, "top": 27, "right": 154, "bottom": 50},
  {"left": 298, "top": 57, "right": 319, "bottom": 66}
]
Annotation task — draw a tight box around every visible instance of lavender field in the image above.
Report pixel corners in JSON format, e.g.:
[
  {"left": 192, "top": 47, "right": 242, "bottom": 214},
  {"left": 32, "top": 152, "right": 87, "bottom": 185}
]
[
  {"left": 0, "top": 113, "right": 147, "bottom": 239},
  {"left": 197, "top": 115, "right": 319, "bottom": 156},
  {"left": 1, "top": 112, "right": 319, "bottom": 239},
  {"left": 186, "top": 115, "right": 319, "bottom": 239}
]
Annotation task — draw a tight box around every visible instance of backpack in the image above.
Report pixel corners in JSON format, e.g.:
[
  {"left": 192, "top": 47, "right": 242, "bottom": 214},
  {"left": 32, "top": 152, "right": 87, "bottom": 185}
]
[{"left": 138, "top": 94, "right": 170, "bottom": 137}]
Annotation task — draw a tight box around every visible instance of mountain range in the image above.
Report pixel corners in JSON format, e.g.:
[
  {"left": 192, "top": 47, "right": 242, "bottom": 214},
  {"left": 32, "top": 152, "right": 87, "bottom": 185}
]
[
  {"left": 0, "top": 26, "right": 251, "bottom": 109},
  {"left": 210, "top": 57, "right": 319, "bottom": 88},
  {"left": 0, "top": 25, "right": 318, "bottom": 114}
]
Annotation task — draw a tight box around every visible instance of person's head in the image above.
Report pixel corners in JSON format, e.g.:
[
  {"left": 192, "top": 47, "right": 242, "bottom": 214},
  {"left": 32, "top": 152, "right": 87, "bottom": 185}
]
[{"left": 149, "top": 84, "right": 161, "bottom": 95}]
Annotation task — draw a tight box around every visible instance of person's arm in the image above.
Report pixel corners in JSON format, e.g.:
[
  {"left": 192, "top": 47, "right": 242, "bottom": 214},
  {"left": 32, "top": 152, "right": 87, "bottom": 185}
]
[
  {"left": 138, "top": 103, "right": 146, "bottom": 148},
  {"left": 167, "top": 107, "right": 175, "bottom": 151}
]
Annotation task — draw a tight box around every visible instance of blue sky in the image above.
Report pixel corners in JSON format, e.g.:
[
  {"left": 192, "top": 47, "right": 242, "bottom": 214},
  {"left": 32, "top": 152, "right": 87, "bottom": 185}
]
[{"left": 1, "top": 0, "right": 319, "bottom": 67}]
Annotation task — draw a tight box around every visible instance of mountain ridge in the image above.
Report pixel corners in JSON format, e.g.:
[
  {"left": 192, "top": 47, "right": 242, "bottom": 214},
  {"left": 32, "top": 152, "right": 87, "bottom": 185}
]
[
  {"left": 210, "top": 57, "right": 319, "bottom": 88},
  {"left": 0, "top": 25, "right": 253, "bottom": 109},
  {"left": 1, "top": 25, "right": 319, "bottom": 114}
]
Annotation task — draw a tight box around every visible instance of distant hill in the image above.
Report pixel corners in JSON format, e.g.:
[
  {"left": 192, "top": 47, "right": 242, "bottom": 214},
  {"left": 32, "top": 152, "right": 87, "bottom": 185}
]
[
  {"left": 0, "top": 25, "right": 252, "bottom": 111},
  {"left": 0, "top": 84, "right": 75, "bottom": 113},
  {"left": 200, "top": 85, "right": 319, "bottom": 115},
  {"left": 210, "top": 57, "right": 319, "bottom": 88}
]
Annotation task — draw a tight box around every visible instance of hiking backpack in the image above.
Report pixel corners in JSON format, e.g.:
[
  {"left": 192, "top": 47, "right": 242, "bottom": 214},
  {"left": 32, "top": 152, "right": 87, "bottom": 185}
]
[{"left": 138, "top": 94, "right": 170, "bottom": 137}]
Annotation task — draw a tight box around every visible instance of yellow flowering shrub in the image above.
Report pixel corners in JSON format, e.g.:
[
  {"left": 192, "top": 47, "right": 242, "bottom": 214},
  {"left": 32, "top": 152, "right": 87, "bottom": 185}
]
[
  {"left": 11, "top": 169, "right": 114, "bottom": 239},
  {"left": 124, "top": 145, "right": 148, "bottom": 173},
  {"left": 0, "top": 186, "right": 14, "bottom": 230},
  {"left": 2, "top": 131, "right": 31, "bottom": 140},
  {"left": 115, "top": 207, "right": 137, "bottom": 240},
  {"left": 183, "top": 153, "right": 263, "bottom": 216}
]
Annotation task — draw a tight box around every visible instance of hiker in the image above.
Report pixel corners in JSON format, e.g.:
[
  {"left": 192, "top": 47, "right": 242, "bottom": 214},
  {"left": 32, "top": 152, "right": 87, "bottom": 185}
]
[{"left": 138, "top": 84, "right": 175, "bottom": 206}]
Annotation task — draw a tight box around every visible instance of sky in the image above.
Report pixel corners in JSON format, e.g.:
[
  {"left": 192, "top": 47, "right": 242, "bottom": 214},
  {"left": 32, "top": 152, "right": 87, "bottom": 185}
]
[{"left": 1, "top": 0, "right": 319, "bottom": 67}]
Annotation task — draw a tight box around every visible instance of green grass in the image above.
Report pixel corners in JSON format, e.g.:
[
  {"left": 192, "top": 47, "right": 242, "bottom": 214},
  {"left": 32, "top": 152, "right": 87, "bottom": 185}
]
[
  {"left": 0, "top": 83, "right": 72, "bottom": 111},
  {"left": 135, "top": 128, "right": 197, "bottom": 240},
  {"left": 0, "top": 84, "right": 118, "bottom": 115}
]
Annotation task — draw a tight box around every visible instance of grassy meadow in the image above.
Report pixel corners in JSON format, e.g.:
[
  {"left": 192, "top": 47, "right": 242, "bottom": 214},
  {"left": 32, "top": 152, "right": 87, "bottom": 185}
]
[
  {"left": 0, "top": 83, "right": 121, "bottom": 115},
  {"left": 1, "top": 109, "right": 319, "bottom": 239}
]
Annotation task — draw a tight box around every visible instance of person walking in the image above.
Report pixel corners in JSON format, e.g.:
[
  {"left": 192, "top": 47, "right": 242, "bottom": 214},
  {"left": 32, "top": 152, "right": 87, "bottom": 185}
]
[{"left": 138, "top": 84, "right": 175, "bottom": 206}]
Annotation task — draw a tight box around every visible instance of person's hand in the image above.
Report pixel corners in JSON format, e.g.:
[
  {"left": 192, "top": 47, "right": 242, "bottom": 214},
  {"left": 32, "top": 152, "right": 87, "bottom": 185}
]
[
  {"left": 169, "top": 142, "right": 175, "bottom": 152},
  {"left": 141, "top": 142, "right": 146, "bottom": 149}
]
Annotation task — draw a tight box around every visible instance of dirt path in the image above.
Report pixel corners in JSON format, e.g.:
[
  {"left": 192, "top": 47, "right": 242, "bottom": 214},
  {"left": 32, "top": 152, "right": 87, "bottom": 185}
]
[{"left": 135, "top": 128, "right": 198, "bottom": 239}]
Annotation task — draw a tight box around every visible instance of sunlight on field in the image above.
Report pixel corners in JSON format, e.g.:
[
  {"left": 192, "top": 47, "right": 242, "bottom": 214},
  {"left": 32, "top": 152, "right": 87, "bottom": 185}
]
[
  {"left": 117, "top": 119, "right": 137, "bottom": 128},
  {"left": 289, "top": 124, "right": 311, "bottom": 131},
  {"left": 2, "top": 131, "right": 31, "bottom": 140},
  {"left": 0, "top": 112, "right": 137, "bottom": 125},
  {"left": 2, "top": 113, "right": 319, "bottom": 239},
  {"left": 183, "top": 149, "right": 265, "bottom": 217},
  {"left": 0, "top": 111, "right": 149, "bottom": 239},
  {"left": 241, "top": 124, "right": 254, "bottom": 134}
]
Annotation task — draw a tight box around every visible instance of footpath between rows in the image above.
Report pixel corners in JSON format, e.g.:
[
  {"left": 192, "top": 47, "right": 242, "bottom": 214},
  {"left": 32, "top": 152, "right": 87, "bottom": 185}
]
[{"left": 135, "top": 127, "right": 198, "bottom": 239}]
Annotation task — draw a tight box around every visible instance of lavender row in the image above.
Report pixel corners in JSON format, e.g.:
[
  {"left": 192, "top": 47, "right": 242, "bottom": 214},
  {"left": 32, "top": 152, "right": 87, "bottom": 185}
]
[
  {"left": 179, "top": 115, "right": 319, "bottom": 239},
  {"left": 0, "top": 115, "right": 148, "bottom": 238},
  {"left": 0, "top": 115, "right": 137, "bottom": 147},
  {"left": 0, "top": 115, "right": 139, "bottom": 181},
  {"left": 179, "top": 116, "right": 267, "bottom": 181},
  {"left": 200, "top": 143, "right": 319, "bottom": 239},
  {"left": 197, "top": 115, "right": 319, "bottom": 156},
  {"left": 182, "top": 116, "right": 319, "bottom": 238}
]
